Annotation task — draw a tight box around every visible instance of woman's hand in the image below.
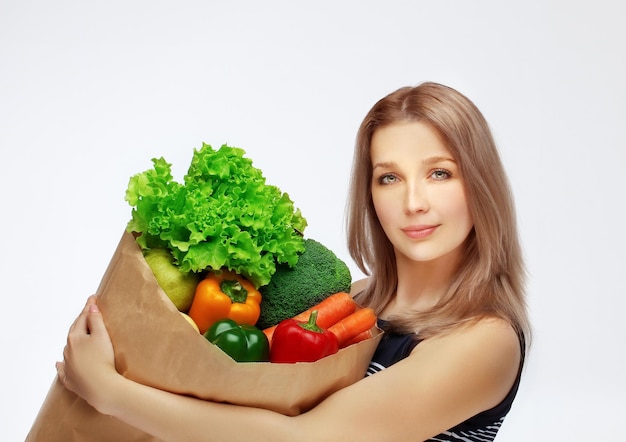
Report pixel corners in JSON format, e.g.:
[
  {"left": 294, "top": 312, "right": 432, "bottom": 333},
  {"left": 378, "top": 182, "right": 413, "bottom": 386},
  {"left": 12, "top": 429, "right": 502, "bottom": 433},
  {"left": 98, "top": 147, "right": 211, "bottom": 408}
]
[{"left": 56, "top": 295, "right": 121, "bottom": 414}]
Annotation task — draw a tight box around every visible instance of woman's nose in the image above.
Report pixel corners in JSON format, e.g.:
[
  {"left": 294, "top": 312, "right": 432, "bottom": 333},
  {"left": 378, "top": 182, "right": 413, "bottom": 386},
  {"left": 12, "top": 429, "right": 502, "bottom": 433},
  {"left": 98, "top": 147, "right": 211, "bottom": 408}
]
[{"left": 404, "top": 182, "right": 429, "bottom": 214}]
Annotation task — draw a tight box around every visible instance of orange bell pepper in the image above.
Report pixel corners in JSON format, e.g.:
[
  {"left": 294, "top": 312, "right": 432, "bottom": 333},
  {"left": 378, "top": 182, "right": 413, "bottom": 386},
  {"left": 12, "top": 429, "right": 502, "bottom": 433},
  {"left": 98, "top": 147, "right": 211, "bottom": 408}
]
[{"left": 188, "top": 270, "right": 262, "bottom": 334}]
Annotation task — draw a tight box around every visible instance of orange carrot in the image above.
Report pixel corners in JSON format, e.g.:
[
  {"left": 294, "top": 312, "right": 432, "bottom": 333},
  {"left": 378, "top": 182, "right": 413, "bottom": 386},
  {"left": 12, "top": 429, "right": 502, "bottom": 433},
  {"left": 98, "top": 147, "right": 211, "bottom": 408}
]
[
  {"left": 263, "top": 292, "right": 357, "bottom": 343},
  {"left": 343, "top": 329, "right": 375, "bottom": 347},
  {"left": 328, "top": 307, "right": 378, "bottom": 348}
]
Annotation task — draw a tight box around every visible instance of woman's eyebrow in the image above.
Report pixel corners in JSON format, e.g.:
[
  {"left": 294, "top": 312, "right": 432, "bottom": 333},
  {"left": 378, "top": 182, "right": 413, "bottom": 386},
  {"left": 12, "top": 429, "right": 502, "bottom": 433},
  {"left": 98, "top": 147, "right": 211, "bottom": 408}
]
[
  {"left": 372, "top": 157, "right": 456, "bottom": 170},
  {"left": 422, "top": 156, "right": 456, "bottom": 166},
  {"left": 372, "top": 160, "right": 397, "bottom": 170}
]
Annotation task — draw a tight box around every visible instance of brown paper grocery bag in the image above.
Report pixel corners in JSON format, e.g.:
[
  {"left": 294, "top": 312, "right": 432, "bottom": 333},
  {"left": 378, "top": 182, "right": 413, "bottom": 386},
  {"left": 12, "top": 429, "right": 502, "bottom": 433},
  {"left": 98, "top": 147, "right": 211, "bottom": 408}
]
[{"left": 27, "top": 231, "right": 382, "bottom": 441}]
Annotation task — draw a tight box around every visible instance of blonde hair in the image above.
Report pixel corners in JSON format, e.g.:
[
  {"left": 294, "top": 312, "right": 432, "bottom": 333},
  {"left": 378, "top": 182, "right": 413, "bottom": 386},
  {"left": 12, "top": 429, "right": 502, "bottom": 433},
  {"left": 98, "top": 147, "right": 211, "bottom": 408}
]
[{"left": 346, "top": 82, "right": 530, "bottom": 342}]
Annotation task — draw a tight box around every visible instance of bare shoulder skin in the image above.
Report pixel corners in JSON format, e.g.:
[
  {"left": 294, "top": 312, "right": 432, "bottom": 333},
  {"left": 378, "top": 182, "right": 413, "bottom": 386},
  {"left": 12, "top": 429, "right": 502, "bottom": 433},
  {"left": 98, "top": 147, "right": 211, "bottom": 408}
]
[{"left": 349, "top": 277, "right": 370, "bottom": 296}]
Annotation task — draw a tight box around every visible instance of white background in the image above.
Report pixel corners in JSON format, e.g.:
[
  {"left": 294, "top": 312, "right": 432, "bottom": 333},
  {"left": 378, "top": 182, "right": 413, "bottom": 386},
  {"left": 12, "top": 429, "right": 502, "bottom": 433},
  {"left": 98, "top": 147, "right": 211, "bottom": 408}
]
[{"left": 2, "top": 1, "right": 625, "bottom": 440}]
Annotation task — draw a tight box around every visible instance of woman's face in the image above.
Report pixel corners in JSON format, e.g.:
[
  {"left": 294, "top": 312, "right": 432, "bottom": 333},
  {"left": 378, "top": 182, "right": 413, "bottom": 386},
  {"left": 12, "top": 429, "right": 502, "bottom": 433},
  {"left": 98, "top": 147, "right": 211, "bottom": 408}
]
[{"left": 370, "top": 121, "right": 473, "bottom": 267}]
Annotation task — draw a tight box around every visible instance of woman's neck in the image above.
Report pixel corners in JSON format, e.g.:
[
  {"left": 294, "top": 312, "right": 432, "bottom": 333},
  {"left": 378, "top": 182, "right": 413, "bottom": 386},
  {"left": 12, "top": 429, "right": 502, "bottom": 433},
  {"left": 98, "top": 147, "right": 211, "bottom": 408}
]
[{"left": 384, "top": 251, "right": 460, "bottom": 317}]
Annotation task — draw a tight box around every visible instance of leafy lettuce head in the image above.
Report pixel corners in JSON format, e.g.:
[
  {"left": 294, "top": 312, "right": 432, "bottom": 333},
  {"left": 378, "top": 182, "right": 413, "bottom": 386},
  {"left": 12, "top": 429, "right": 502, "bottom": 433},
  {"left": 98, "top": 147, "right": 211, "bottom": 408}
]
[{"left": 125, "top": 143, "right": 307, "bottom": 288}]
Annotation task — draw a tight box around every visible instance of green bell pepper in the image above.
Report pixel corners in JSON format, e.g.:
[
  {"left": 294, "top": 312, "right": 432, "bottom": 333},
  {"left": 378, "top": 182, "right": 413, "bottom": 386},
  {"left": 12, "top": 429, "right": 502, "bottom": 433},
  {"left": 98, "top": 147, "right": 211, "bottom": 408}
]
[{"left": 204, "top": 318, "right": 270, "bottom": 362}]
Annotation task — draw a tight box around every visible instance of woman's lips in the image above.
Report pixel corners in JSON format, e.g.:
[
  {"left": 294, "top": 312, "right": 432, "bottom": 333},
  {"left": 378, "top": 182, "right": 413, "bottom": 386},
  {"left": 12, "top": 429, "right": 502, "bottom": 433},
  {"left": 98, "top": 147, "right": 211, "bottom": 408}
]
[{"left": 402, "top": 225, "right": 439, "bottom": 239}]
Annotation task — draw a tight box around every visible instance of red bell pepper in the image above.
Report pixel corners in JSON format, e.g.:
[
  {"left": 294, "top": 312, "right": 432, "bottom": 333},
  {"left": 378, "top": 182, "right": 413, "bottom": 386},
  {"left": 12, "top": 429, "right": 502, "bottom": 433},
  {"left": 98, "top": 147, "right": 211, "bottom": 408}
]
[{"left": 270, "top": 310, "right": 339, "bottom": 363}]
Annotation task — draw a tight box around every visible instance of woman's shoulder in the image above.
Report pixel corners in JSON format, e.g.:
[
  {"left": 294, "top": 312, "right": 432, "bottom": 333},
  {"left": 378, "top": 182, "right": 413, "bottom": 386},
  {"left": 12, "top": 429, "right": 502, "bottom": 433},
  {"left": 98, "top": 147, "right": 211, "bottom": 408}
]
[
  {"left": 408, "top": 316, "right": 521, "bottom": 408},
  {"left": 418, "top": 316, "right": 520, "bottom": 360},
  {"left": 352, "top": 316, "right": 523, "bottom": 438},
  {"left": 349, "top": 277, "right": 370, "bottom": 296},
  {"left": 458, "top": 316, "right": 520, "bottom": 339}
]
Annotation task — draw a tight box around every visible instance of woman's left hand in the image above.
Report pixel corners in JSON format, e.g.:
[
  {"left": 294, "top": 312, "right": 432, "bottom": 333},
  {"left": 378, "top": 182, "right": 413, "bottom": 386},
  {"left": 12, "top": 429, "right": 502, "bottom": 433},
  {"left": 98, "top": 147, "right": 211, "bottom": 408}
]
[{"left": 56, "top": 295, "right": 120, "bottom": 413}]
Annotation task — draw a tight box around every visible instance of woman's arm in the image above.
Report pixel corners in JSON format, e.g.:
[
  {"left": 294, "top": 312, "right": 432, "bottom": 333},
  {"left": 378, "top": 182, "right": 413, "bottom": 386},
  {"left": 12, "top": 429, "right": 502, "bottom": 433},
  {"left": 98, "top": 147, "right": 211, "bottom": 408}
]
[
  {"left": 302, "top": 317, "right": 521, "bottom": 440},
  {"left": 57, "top": 297, "right": 520, "bottom": 442}
]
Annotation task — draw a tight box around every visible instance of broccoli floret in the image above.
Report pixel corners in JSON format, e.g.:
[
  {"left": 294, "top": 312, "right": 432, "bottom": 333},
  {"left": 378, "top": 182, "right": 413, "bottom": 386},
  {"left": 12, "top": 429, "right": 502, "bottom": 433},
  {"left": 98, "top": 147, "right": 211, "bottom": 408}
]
[{"left": 257, "top": 238, "right": 352, "bottom": 329}]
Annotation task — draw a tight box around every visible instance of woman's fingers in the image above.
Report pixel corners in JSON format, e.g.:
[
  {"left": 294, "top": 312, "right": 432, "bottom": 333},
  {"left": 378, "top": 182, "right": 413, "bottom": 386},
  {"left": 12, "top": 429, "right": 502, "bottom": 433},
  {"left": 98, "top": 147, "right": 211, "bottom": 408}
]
[
  {"left": 56, "top": 361, "right": 67, "bottom": 386},
  {"left": 86, "top": 302, "right": 108, "bottom": 337},
  {"left": 68, "top": 295, "right": 98, "bottom": 334},
  {"left": 64, "top": 296, "right": 95, "bottom": 369}
]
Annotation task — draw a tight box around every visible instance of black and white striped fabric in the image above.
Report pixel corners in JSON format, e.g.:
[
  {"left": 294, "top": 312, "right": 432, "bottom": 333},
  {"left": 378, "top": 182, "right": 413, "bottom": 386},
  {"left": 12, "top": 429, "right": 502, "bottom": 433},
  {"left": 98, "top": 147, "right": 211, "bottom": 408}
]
[
  {"left": 429, "top": 418, "right": 504, "bottom": 442},
  {"left": 366, "top": 320, "right": 524, "bottom": 442}
]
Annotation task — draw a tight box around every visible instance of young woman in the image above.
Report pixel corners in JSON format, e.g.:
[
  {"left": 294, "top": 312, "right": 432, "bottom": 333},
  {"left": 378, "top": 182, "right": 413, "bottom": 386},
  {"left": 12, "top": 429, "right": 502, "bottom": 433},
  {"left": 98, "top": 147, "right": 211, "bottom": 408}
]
[{"left": 57, "top": 82, "right": 530, "bottom": 441}]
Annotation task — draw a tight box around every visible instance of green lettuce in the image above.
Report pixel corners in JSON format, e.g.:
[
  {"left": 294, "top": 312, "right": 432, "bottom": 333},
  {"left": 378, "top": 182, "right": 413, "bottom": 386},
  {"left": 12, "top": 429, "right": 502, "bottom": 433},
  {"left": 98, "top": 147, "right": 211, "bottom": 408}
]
[{"left": 125, "top": 143, "right": 307, "bottom": 288}]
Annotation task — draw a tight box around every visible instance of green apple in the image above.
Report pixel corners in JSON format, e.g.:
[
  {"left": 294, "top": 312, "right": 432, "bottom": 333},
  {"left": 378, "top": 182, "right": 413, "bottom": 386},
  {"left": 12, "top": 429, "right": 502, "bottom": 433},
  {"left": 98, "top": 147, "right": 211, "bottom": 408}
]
[{"left": 143, "top": 248, "right": 202, "bottom": 312}]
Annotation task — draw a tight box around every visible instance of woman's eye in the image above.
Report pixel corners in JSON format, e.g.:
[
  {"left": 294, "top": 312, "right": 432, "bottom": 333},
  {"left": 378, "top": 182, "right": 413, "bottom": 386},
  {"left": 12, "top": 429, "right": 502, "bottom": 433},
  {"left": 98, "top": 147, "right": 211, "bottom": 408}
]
[
  {"left": 378, "top": 174, "right": 398, "bottom": 185},
  {"left": 431, "top": 169, "right": 451, "bottom": 180}
]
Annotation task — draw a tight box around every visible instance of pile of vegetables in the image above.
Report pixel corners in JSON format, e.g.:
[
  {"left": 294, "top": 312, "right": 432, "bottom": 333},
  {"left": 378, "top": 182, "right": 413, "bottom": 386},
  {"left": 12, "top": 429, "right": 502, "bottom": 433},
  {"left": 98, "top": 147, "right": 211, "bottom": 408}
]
[{"left": 126, "top": 143, "right": 377, "bottom": 364}]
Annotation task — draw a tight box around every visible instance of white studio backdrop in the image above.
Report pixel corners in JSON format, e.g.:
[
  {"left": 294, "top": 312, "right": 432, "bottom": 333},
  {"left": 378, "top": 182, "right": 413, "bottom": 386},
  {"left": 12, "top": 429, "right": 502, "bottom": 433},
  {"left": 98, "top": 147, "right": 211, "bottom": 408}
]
[{"left": 2, "top": 1, "right": 625, "bottom": 440}]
